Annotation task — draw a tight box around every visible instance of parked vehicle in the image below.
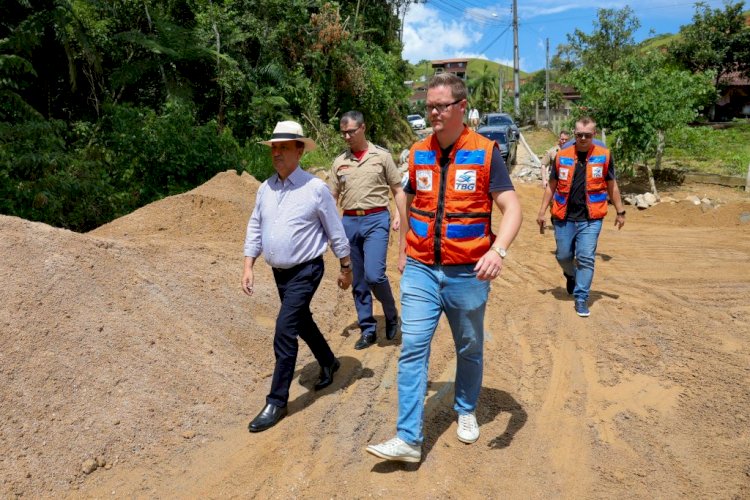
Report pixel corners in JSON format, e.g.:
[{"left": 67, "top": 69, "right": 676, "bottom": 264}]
[
  {"left": 476, "top": 125, "right": 517, "bottom": 165},
  {"left": 407, "top": 114, "right": 426, "bottom": 130},
  {"left": 478, "top": 113, "right": 519, "bottom": 140}
]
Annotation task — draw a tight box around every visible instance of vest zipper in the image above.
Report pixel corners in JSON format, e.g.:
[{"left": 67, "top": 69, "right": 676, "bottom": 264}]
[
  {"left": 434, "top": 158, "right": 450, "bottom": 264},
  {"left": 410, "top": 207, "right": 435, "bottom": 217}
]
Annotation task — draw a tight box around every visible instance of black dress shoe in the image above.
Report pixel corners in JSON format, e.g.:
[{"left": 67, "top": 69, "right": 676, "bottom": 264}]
[
  {"left": 354, "top": 335, "right": 376, "bottom": 350},
  {"left": 248, "top": 403, "right": 287, "bottom": 433},
  {"left": 314, "top": 358, "right": 340, "bottom": 390},
  {"left": 385, "top": 316, "right": 399, "bottom": 340}
]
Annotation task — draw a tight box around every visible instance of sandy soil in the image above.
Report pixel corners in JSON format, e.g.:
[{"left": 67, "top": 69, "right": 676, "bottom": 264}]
[{"left": 1, "top": 144, "right": 749, "bottom": 498}]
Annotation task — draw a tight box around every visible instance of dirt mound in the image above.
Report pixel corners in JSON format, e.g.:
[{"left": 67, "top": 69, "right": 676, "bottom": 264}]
[
  {"left": 91, "top": 170, "right": 259, "bottom": 242},
  {"left": 0, "top": 171, "right": 348, "bottom": 496},
  {"left": 2, "top": 170, "right": 750, "bottom": 498}
]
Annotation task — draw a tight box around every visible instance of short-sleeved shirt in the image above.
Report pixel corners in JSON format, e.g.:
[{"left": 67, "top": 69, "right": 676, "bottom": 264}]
[
  {"left": 541, "top": 145, "right": 560, "bottom": 168},
  {"left": 404, "top": 145, "right": 514, "bottom": 195},
  {"left": 550, "top": 150, "right": 616, "bottom": 221},
  {"left": 328, "top": 142, "right": 402, "bottom": 211}
]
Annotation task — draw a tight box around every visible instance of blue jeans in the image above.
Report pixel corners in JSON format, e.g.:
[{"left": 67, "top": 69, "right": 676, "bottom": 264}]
[
  {"left": 396, "top": 258, "right": 490, "bottom": 446},
  {"left": 552, "top": 218, "right": 603, "bottom": 302},
  {"left": 343, "top": 210, "right": 398, "bottom": 338}
]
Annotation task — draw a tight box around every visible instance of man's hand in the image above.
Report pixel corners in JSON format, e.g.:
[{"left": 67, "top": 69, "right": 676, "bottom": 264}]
[
  {"left": 614, "top": 213, "right": 625, "bottom": 230},
  {"left": 391, "top": 216, "right": 401, "bottom": 232},
  {"left": 338, "top": 269, "right": 352, "bottom": 290},
  {"left": 241, "top": 267, "right": 254, "bottom": 296},
  {"left": 474, "top": 250, "right": 504, "bottom": 281},
  {"left": 397, "top": 253, "right": 407, "bottom": 274},
  {"left": 536, "top": 212, "right": 547, "bottom": 232}
]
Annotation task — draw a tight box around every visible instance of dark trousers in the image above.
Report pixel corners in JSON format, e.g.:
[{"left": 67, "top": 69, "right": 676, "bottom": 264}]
[
  {"left": 342, "top": 210, "right": 398, "bottom": 338},
  {"left": 267, "top": 256, "right": 335, "bottom": 407}
]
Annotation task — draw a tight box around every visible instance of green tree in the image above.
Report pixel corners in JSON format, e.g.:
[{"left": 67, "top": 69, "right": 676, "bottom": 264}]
[
  {"left": 566, "top": 52, "right": 715, "bottom": 193},
  {"left": 558, "top": 7, "right": 640, "bottom": 70},
  {"left": 467, "top": 63, "right": 498, "bottom": 113},
  {"left": 670, "top": 1, "right": 750, "bottom": 88}
]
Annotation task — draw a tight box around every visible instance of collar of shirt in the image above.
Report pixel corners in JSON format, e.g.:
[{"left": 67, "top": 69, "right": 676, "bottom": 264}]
[
  {"left": 272, "top": 165, "right": 303, "bottom": 187},
  {"left": 345, "top": 142, "right": 374, "bottom": 162}
]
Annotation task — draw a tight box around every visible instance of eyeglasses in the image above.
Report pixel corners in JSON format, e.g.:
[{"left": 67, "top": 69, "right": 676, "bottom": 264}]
[
  {"left": 340, "top": 125, "right": 361, "bottom": 138},
  {"left": 425, "top": 99, "right": 463, "bottom": 114},
  {"left": 575, "top": 132, "right": 594, "bottom": 139}
]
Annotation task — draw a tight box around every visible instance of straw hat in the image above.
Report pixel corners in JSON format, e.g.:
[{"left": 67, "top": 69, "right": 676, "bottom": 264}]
[{"left": 259, "top": 120, "right": 317, "bottom": 152}]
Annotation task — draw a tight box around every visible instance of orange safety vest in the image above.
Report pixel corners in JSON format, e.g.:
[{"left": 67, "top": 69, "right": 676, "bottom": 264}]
[
  {"left": 406, "top": 127, "right": 496, "bottom": 265},
  {"left": 551, "top": 144, "right": 610, "bottom": 220}
]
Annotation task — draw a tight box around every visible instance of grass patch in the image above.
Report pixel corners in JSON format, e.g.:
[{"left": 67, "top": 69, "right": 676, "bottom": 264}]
[
  {"left": 663, "top": 122, "right": 750, "bottom": 177},
  {"left": 523, "top": 127, "right": 558, "bottom": 156}
]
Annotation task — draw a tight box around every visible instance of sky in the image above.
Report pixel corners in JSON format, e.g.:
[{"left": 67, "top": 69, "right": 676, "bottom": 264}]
[{"left": 401, "top": 0, "right": 729, "bottom": 73}]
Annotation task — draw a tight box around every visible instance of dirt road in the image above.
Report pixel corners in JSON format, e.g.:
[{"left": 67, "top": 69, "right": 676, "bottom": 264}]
[{"left": 2, "top": 149, "right": 749, "bottom": 497}]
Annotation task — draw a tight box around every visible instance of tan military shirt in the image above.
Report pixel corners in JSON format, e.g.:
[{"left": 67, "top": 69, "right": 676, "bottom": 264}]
[
  {"left": 540, "top": 144, "right": 560, "bottom": 185},
  {"left": 328, "top": 142, "right": 402, "bottom": 211},
  {"left": 541, "top": 144, "right": 560, "bottom": 168}
]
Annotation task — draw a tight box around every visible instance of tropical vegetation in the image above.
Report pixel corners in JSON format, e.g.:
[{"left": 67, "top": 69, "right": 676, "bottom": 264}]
[{"left": 1, "top": 0, "right": 414, "bottom": 231}]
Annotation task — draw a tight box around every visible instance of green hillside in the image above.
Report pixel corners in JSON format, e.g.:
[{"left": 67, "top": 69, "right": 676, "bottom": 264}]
[
  {"left": 639, "top": 9, "right": 749, "bottom": 51},
  {"left": 466, "top": 59, "right": 530, "bottom": 81}
]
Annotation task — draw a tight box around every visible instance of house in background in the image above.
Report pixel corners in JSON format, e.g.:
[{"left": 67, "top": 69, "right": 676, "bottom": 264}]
[
  {"left": 715, "top": 72, "right": 750, "bottom": 120},
  {"left": 431, "top": 59, "right": 469, "bottom": 80}
]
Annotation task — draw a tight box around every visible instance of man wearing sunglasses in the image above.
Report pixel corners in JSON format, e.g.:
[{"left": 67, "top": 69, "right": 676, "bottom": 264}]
[
  {"left": 329, "top": 111, "right": 408, "bottom": 350},
  {"left": 365, "top": 73, "right": 522, "bottom": 463},
  {"left": 536, "top": 116, "right": 626, "bottom": 317}
]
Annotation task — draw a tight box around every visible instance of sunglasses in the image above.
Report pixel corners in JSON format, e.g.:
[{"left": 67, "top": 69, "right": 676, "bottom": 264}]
[{"left": 575, "top": 132, "right": 594, "bottom": 139}]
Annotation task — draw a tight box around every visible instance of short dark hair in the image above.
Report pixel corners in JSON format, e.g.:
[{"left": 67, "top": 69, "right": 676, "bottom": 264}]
[
  {"left": 428, "top": 73, "right": 467, "bottom": 101},
  {"left": 341, "top": 110, "right": 364, "bottom": 127},
  {"left": 559, "top": 130, "right": 569, "bottom": 136}
]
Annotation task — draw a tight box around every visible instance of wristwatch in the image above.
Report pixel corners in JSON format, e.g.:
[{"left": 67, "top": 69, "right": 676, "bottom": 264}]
[
  {"left": 490, "top": 246, "right": 507, "bottom": 258},
  {"left": 340, "top": 263, "right": 352, "bottom": 272},
  {"left": 617, "top": 210, "right": 626, "bottom": 216}
]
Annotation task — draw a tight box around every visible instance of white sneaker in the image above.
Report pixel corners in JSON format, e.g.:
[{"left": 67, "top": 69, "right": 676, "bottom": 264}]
[
  {"left": 457, "top": 412, "right": 480, "bottom": 443},
  {"left": 366, "top": 437, "right": 421, "bottom": 463}
]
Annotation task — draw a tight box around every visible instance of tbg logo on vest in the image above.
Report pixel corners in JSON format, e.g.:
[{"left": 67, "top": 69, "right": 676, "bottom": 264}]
[{"left": 454, "top": 170, "right": 477, "bottom": 191}]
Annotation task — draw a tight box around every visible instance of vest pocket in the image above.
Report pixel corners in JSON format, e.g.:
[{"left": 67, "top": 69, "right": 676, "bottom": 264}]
[
  {"left": 554, "top": 192, "right": 567, "bottom": 205},
  {"left": 444, "top": 212, "right": 491, "bottom": 240},
  {"left": 409, "top": 207, "right": 434, "bottom": 239}
]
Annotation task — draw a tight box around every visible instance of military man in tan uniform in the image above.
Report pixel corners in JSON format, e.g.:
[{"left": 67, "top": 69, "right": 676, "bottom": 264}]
[
  {"left": 329, "top": 110, "right": 408, "bottom": 350},
  {"left": 540, "top": 130, "right": 570, "bottom": 188}
]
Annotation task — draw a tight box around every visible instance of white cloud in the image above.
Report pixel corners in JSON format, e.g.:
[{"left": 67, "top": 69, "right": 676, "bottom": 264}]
[{"left": 401, "top": 4, "right": 484, "bottom": 63}]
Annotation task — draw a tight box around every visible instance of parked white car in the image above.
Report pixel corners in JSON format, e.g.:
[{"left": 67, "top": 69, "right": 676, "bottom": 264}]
[{"left": 407, "top": 114, "right": 426, "bottom": 129}]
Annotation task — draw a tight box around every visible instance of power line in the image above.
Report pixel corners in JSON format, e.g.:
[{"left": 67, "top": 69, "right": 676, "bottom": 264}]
[
  {"left": 427, "top": 0, "right": 508, "bottom": 25},
  {"left": 477, "top": 23, "right": 512, "bottom": 55}
]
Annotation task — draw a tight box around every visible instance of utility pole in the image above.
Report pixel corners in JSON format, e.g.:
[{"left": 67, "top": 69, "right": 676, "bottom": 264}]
[
  {"left": 498, "top": 67, "right": 504, "bottom": 112},
  {"left": 545, "top": 38, "right": 550, "bottom": 126},
  {"left": 512, "top": 0, "right": 520, "bottom": 117}
]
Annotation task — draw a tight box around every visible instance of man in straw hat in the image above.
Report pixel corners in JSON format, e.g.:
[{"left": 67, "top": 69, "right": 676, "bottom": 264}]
[{"left": 242, "top": 120, "right": 353, "bottom": 432}]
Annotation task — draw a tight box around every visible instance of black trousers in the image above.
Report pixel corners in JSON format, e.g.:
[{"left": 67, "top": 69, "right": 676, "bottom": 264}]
[{"left": 267, "top": 256, "right": 335, "bottom": 407}]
